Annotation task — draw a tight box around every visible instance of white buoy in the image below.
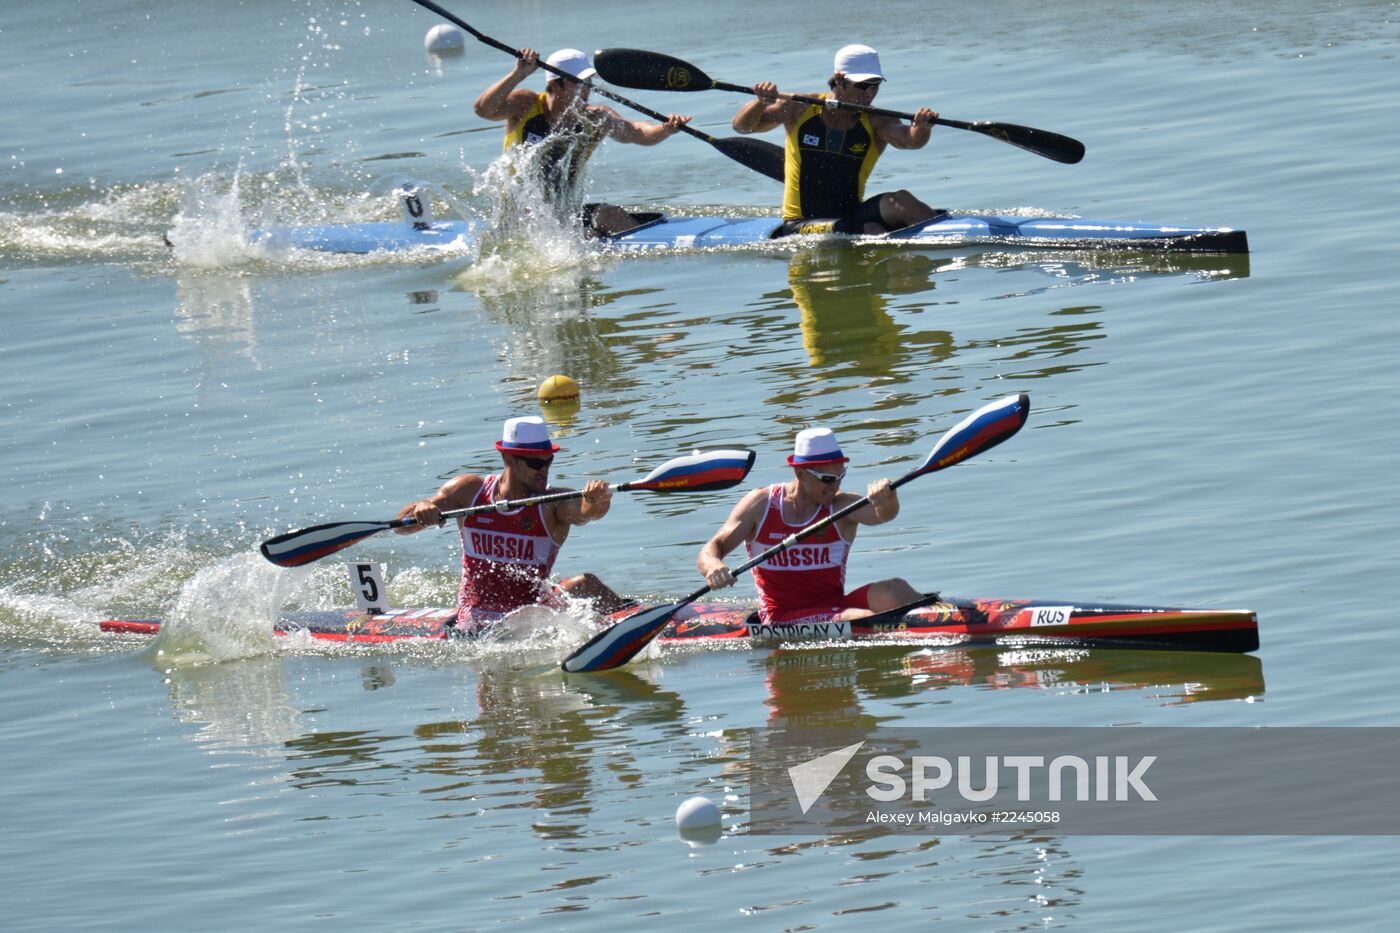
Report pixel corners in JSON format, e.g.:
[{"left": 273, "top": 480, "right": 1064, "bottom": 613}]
[
  {"left": 675, "top": 795, "right": 722, "bottom": 831},
  {"left": 424, "top": 24, "right": 465, "bottom": 56}
]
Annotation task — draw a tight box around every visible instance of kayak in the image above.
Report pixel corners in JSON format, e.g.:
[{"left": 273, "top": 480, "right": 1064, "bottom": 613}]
[
  {"left": 248, "top": 208, "right": 1247, "bottom": 255},
  {"left": 100, "top": 595, "right": 1260, "bottom": 653}
]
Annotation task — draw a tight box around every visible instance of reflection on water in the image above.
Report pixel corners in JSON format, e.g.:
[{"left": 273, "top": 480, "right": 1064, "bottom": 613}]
[
  {"left": 899, "top": 645, "right": 1265, "bottom": 705},
  {"left": 163, "top": 657, "right": 302, "bottom": 753},
  {"left": 761, "top": 642, "right": 1263, "bottom": 719},
  {"left": 455, "top": 267, "right": 632, "bottom": 405},
  {"left": 970, "top": 305, "right": 1109, "bottom": 381},
  {"left": 173, "top": 271, "right": 259, "bottom": 368},
  {"left": 787, "top": 248, "right": 955, "bottom": 378},
  {"left": 155, "top": 643, "right": 1259, "bottom": 786},
  {"left": 741, "top": 641, "right": 1261, "bottom": 923},
  {"left": 971, "top": 247, "right": 1250, "bottom": 284},
  {"left": 143, "top": 634, "right": 1264, "bottom": 924}
]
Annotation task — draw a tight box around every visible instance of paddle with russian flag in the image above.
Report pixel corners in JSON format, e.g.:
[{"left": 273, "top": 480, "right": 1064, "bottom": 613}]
[
  {"left": 561, "top": 394, "right": 1030, "bottom": 673},
  {"left": 259, "top": 448, "right": 756, "bottom": 568}
]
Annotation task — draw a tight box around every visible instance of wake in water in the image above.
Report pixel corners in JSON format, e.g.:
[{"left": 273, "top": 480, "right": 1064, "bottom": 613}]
[
  {"left": 0, "top": 181, "right": 180, "bottom": 265},
  {"left": 0, "top": 525, "right": 610, "bottom": 668}
]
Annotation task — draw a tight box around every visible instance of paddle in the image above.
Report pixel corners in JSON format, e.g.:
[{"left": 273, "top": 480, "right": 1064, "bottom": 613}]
[
  {"left": 406, "top": 0, "right": 785, "bottom": 181},
  {"left": 259, "top": 448, "right": 757, "bottom": 568},
  {"left": 561, "top": 393, "right": 1031, "bottom": 673},
  {"left": 593, "top": 48, "right": 1086, "bottom": 166}
]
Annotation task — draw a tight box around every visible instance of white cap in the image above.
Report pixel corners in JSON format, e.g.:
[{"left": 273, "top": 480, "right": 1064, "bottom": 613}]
[
  {"left": 787, "top": 427, "right": 850, "bottom": 467},
  {"left": 545, "top": 48, "right": 597, "bottom": 81},
  {"left": 496, "top": 416, "right": 561, "bottom": 455},
  {"left": 833, "top": 44, "right": 884, "bottom": 83}
]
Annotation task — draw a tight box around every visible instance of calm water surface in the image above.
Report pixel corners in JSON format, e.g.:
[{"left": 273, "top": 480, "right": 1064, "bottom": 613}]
[{"left": 3, "top": 1, "right": 1399, "bottom": 929}]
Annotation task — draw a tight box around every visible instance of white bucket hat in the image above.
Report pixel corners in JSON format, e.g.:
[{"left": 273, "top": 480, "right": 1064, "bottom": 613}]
[
  {"left": 545, "top": 48, "right": 597, "bottom": 81},
  {"left": 833, "top": 44, "right": 885, "bottom": 83},
  {"left": 496, "top": 416, "right": 561, "bottom": 455},
  {"left": 787, "top": 427, "right": 850, "bottom": 467}
]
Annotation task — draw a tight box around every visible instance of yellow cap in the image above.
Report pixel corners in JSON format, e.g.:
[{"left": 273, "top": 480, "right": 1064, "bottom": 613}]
[{"left": 537, "top": 374, "right": 580, "bottom": 403}]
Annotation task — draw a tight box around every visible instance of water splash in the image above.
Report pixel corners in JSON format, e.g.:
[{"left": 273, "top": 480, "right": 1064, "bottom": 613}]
[
  {"left": 166, "top": 170, "right": 258, "bottom": 267},
  {"left": 453, "top": 146, "right": 607, "bottom": 287},
  {"left": 152, "top": 552, "right": 303, "bottom": 666}
]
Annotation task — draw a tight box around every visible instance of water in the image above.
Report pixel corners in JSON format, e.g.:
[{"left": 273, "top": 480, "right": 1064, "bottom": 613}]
[{"left": 3, "top": 0, "right": 1399, "bottom": 929}]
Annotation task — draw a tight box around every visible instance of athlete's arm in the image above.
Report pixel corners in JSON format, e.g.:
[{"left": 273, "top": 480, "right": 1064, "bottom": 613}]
[
  {"left": 394, "top": 473, "right": 486, "bottom": 534},
  {"left": 553, "top": 480, "right": 613, "bottom": 527},
  {"left": 731, "top": 83, "right": 801, "bottom": 134},
  {"left": 873, "top": 108, "right": 937, "bottom": 150},
  {"left": 602, "top": 108, "right": 692, "bottom": 145},
  {"left": 474, "top": 49, "right": 540, "bottom": 121},
  {"left": 697, "top": 488, "right": 767, "bottom": 588}
]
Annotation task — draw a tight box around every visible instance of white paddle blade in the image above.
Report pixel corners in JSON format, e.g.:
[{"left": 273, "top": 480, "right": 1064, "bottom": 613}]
[
  {"left": 561, "top": 603, "right": 679, "bottom": 672},
  {"left": 913, "top": 393, "right": 1030, "bottom": 478},
  {"left": 628, "top": 449, "right": 756, "bottom": 492},
  {"left": 259, "top": 521, "right": 393, "bottom": 567}
]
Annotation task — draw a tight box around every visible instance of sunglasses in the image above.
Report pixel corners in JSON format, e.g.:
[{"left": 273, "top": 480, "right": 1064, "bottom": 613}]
[
  {"left": 846, "top": 79, "right": 882, "bottom": 91},
  {"left": 805, "top": 467, "right": 847, "bottom": 485},
  {"left": 517, "top": 455, "right": 554, "bottom": 470}
]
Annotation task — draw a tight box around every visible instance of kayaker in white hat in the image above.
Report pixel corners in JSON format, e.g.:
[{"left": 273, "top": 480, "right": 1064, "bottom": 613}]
[
  {"left": 395, "top": 416, "right": 629, "bottom": 631},
  {"left": 731, "top": 44, "right": 941, "bottom": 236},
  {"left": 697, "top": 426, "right": 920, "bottom": 623},
  {"left": 473, "top": 48, "right": 692, "bottom": 236}
]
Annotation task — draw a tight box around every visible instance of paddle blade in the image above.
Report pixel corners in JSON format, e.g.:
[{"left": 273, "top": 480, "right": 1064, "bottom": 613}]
[
  {"left": 969, "top": 122, "right": 1085, "bottom": 165},
  {"left": 594, "top": 47, "right": 713, "bottom": 92},
  {"left": 561, "top": 603, "right": 681, "bottom": 673},
  {"left": 708, "top": 137, "right": 785, "bottom": 182},
  {"left": 626, "top": 449, "right": 757, "bottom": 492},
  {"left": 910, "top": 393, "right": 1030, "bottom": 479},
  {"left": 259, "top": 520, "right": 394, "bottom": 568}
]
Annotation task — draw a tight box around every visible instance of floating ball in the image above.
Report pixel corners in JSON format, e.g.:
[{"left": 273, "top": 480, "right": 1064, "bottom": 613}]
[
  {"left": 424, "top": 24, "right": 465, "bottom": 56},
  {"left": 675, "top": 795, "right": 722, "bottom": 831},
  {"left": 537, "top": 374, "right": 580, "bottom": 403}
]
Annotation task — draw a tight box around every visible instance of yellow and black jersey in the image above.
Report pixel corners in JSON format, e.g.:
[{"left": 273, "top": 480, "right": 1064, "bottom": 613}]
[
  {"left": 782, "top": 96, "right": 883, "bottom": 221},
  {"left": 503, "top": 93, "right": 602, "bottom": 196}
]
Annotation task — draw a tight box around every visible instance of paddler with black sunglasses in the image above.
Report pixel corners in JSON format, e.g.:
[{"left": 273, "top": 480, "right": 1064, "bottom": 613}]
[
  {"left": 697, "top": 427, "right": 920, "bottom": 623},
  {"left": 731, "top": 44, "right": 941, "bottom": 236},
  {"left": 395, "top": 416, "right": 630, "bottom": 632},
  {"left": 473, "top": 48, "right": 691, "bottom": 237}
]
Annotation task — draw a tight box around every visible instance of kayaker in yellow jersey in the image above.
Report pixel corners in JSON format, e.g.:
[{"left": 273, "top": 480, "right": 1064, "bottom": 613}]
[
  {"left": 473, "top": 48, "right": 691, "bottom": 236},
  {"left": 731, "top": 44, "right": 940, "bottom": 236}
]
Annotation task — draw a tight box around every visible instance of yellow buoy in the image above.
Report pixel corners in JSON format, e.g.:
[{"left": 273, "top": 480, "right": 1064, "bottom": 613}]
[{"left": 537, "top": 374, "right": 580, "bottom": 403}]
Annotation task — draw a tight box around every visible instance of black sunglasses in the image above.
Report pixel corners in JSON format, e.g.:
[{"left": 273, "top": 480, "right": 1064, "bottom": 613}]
[
  {"left": 517, "top": 455, "right": 554, "bottom": 470},
  {"left": 805, "top": 467, "right": 847, "bottom": 485},
  {"left": 846, "top": 78, "right": 882, "bottom": 90}
]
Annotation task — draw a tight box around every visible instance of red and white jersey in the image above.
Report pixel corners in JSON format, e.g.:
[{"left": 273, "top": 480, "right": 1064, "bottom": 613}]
[
  {"left": 746, "top": 484, "right": 851, "bottom": 622},
  {"left": 457, "top": 473, "right": 559, "bottom": 623}
]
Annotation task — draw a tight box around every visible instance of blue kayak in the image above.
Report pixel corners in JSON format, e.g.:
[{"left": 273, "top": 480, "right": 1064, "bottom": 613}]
[{"left": 248, "top": 210, "right": 1247, "bottom": 255}]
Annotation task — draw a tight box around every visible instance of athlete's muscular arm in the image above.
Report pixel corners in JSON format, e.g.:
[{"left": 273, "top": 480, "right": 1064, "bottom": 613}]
[
  {"left": 474, "top": 48, "right": 540, "bottom": 121},
  {"left": 393, "top": 473, "right": 486, "bottom": 534},
  {"left": 697, "top": 488, "right": 767, "bottom": 589},
  {"left": 731, "top": 82, "right": 800, "bottom": 134},
  {"left": 601, "top": 108, "right": 692, "bottom": 145},
  {"left": 873, "top": 108, "right": 937, "bottom": 150},
  {"left": 554, "top": 480, "right": 613, "bottom": 526},
  {"left": 841, "top": 478, "right": 900, "bottom": 531}
]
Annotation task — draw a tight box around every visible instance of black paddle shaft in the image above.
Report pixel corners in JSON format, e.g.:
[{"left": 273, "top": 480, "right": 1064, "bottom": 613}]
[
  {"left": 407, "top": 1, "right": 784, "bottom": 179},
  {"left": 594, "top": 46, "right": 1085, "bottom": 165}
]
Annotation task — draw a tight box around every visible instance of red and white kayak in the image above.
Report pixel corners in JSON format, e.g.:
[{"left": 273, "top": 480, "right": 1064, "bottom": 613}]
[{"left": 100, "top": 595, "right": 1259, "bottom": 654}]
